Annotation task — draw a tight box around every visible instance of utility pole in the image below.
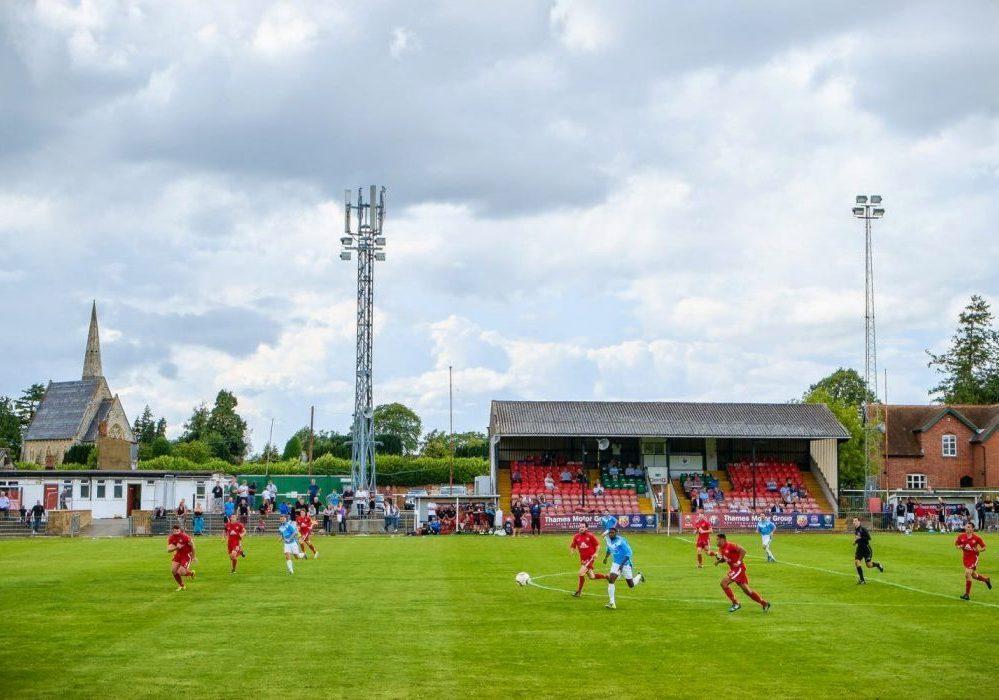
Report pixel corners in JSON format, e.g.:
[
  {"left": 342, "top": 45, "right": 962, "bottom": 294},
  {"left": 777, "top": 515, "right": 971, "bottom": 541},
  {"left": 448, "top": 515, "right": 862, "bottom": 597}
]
[
  {"left": 449, "top": 365, "right": 455, "bottom": 492},
  {"left": 264, "top": 418, "right": 275, "bottom": 473},
  {"left": 308, "top": 405, "right": 315, "bottom": 474},
  {"left": 340, "top": 186, "right": 387, "bottom": 494},
  {"left": 852, "top": 195, "right": 885, "bottom": 498}
]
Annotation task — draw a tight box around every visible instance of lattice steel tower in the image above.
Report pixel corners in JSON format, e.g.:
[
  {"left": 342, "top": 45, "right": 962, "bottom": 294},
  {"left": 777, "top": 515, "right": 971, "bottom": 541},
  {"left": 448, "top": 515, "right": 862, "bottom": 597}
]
[
  {"left": 340, "top": 186, "right": 386, "bottom": 493},
  {"left": 852, "top": 194, "right": 884, "bottom": 492}
]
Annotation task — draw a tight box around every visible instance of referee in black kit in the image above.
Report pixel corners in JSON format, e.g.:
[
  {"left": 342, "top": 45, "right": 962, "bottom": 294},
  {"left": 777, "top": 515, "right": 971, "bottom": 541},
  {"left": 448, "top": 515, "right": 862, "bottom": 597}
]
[{"left": 852, "top": 517, "right": 885, "bottom": 584}]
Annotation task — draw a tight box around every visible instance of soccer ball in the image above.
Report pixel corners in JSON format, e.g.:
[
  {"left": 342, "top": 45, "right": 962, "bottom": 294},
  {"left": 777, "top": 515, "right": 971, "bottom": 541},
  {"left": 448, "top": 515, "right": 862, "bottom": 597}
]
[
  {"left": 515, "top": 571, "right": 530, "bottom": 586},
  {"left": 297, "top": 553, "right": 306, "bottom": 559}
]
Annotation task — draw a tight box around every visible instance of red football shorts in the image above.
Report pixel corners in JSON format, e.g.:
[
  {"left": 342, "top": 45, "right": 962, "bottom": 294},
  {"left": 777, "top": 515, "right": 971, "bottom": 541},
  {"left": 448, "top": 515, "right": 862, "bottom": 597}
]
[{"left": 727, "top": 565, "right": 748, "bottom": 585}]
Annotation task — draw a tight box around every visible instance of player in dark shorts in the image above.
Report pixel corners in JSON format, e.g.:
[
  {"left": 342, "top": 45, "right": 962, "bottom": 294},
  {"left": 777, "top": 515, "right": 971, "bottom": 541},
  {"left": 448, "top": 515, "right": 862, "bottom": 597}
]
[{"left": 852, "top": 517, "right": 884, "bottom": 584}]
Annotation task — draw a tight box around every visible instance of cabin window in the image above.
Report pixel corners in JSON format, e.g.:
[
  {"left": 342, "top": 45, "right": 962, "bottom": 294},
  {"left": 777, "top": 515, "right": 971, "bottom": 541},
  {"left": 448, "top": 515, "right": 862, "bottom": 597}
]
[
  {"left": 942, "top": 434, "right": 957, "bottom": 457},
  {"left": 906, "top": 473, "right": 927, "bottom": 490}
]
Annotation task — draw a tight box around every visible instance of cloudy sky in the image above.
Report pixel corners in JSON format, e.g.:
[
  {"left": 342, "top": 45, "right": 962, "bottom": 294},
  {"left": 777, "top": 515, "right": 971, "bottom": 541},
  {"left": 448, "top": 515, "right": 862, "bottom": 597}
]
[{"left": 2, "top": 1, "right": 998, "bottom": 451}]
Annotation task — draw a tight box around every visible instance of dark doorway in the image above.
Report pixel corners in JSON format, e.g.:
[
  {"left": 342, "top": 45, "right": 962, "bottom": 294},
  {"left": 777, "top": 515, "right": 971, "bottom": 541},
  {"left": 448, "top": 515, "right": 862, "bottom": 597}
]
[
  {"left": 127, "top": 484, "right": 142, "bottom": 516},
  {"left": 960, "top": 475, "right": 973, "bottom": 488}
]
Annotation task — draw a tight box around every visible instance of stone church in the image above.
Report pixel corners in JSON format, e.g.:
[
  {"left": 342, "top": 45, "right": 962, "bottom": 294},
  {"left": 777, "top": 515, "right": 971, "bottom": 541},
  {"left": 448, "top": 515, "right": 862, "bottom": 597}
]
[{"left": 21, "top": 302, "right": 135, "bottom": 467}]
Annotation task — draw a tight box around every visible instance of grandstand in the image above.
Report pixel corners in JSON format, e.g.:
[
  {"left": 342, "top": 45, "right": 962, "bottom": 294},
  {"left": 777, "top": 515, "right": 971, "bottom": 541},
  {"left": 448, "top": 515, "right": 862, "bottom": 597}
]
[{"left": 489, "top": 400, "right": 848, "bottom": 527}]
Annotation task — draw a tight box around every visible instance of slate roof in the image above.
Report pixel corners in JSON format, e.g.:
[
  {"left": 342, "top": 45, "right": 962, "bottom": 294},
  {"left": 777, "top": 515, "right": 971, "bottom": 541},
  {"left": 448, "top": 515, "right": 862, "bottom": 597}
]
[
  {"left": 884, "top": 404, "right": 999, "bottom": 456},
  {"left": 23, "top": 380, "right": 101, "bottom": 441},
  {"left": 489, "top": 401, "right": 849, "bottom": 439},
  {"left": 82, "top": 398, "right": 115, "bottom": 442}
]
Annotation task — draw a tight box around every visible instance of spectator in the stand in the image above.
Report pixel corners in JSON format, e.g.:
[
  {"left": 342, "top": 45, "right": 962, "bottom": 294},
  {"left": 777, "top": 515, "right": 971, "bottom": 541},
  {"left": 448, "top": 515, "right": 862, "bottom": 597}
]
[
  {"left": 343, "top": 487, "right": 355, "bottom": 516},
  {"left": 779, "top": 483, "right": 790, "bottom": 502},
  {"left": 690, "top": 491, "right": 704, "bottom": 513},
  {"left": 355, "top": 488, "right": 368, "bottom": 517},
  {"left": 529, "top": 499, "right": 542, "bottom": 535},
  {"left": 593, "top": 481, "right": 605, "bottom": 496},
  {"left": 765, "top": 479, "right": 778, "bottom": 492},
  {"left": 308, "top": 479, "right": 320, "bottom": 504},
  {"left": 511, "top": 500, "right": 525, "bottom": 537},
  {"left": 19, "top": 502, "right": 27, "bottom": 524},
  {"left": 707, "top": 474, "right": 718, "bottom": 490},
  {"left": 770, "top": 503, "right": 784, "bottom": 515},
  {"left": 975, "top": 497, "right": 985, "bottom": 529},
  {"left": 560, "top": 468, "right": 573, "bottom": 483},
  {"left": 211, "top": 481, "right": 224, "bottom": 512},
  {"left": 608, "top": 461, "right": 620, "bottom": 477},
  {"left": 624, "top": 464, "right": 635, "bottom": 477},
  {"left": 237, "top": 481, "right": 249, "bottom": 507},
  {"left": 0, "top": 490, "right": 9, "bottom": 515},
  {"left": 511, "top": 468, "right": 522, "bottom": 484},
  {"left": 544, "top": 474, "right": 556, "bottom": 491},
  {"left": 192, "top": 502, "right": 205, "bottom": 535},
  {"left": 278, "top": 500, "right": 290, "bottom": 517},
  {"left": 31, "top": 500, "right": 45, "bottom": 534},
  {"left": 576, "top": 469, "right": 589, "bottom": 506},
  {"left": 176, "top": 499, "right": 188, "bottom": 527},
  {"left": 429, "top": 516, "right": 441, "bottom": 534},
  {"left": 248, "top": 481, "right": 257, "bottom": 508},
  {"left": 237, "top": 498, "right": 250, "bottom": 526},
  {"left": 224, "top": 497, "right": 236, "bottom": 520}
]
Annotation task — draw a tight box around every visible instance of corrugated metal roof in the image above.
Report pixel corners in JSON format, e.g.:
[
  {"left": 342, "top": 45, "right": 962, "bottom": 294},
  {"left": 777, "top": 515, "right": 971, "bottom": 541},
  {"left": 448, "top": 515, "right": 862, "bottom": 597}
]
[
  {"left": 23, "top": 380, "right": 101, "bottom": 441},
  {"left": 490, "top": 400, "right": 849, "bottom": 439}
]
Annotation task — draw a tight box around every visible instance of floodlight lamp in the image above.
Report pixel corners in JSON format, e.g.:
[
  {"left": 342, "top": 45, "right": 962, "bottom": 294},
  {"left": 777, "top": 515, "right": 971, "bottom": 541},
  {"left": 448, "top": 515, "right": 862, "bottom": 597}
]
[
  {"left": 374, "top": 252, "right": 386, "bottom": 261},
  {"left": 340, "top": 251, "right": 351, "bottom": 261},
  {"left": 340, "top": 236, "right": 354, "bottom": 246},
  {"left": 872, "top": 208, "right": 885, "bottom": 217},
  {"left": 852, "top": 207, "right": 865, "bottom": 216},
  {"left": 870, "top": 195, "right": 882, "bottom": 204},
  {"left": 856, "top": 195, "right": 868, "bottom": 204},
  {"left": 374, "top": 237, "right": 386, "bottom": 246}
]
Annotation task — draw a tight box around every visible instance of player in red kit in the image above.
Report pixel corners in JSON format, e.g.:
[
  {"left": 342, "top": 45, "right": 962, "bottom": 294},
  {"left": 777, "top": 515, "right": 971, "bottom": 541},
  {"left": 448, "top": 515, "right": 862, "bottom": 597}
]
[
  {"left": 694, "top": 514, "right": 712, "bottom": 568},
  {"left": 955, "top": 522, "right": 992, "bottom": 600},
  {"left": 223, "top": 514, "right": 246, "bottom": 574},
  {"left": 296, "top": 512, "right": 319, "bottom": 559},
  {"left": 714, "top": 533, "right": 770, "bottom": 613},
  {"left": 569, "top": 523, "right": 607, "bottom": 597},
  {"left": 167, "top": 524, "right": 196, "bottom": 591}
]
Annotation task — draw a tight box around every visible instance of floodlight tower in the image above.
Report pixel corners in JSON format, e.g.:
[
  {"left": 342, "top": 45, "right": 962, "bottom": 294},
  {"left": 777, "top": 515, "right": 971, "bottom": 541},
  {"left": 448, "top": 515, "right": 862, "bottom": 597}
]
[
  {"left": 340, "top": 186, "right": 387, "bottom": 494},
  {"left": 852, "top": 194, "right": 885, "bottom": 493}
]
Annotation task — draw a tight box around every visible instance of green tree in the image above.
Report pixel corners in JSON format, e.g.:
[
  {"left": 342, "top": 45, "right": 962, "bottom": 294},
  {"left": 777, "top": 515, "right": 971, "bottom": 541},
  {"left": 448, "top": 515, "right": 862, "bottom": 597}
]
[
  {"left": 806, "top": 368, "right": 876, "bottom": 407},
  {"left": 150, "top": 436, "right": 172, "bottom": 457},
  {"left": 257, "top": 443, "right": 280, "bottom": 463},
  {"left": 64, "top": 444, "right": 94, "bottom": 465},
  {"left": 204, "top": 389, "right": 249, "bottom": 463},
  {"left": 14, "top": 383, "right": 46, "bottom": 428},
  {"left": 373, "top": 403, "right": 422, "bottom": 454},
  {"left": 376, "top": 433, "right": 403, "bottom": 455},
  {"left": 282, "top": 435, "right": 303, "bottom": 461},
  {"left": 0, "top": 396, "right": 21, "bottom": 458},
  {"left": 173, "top": 439, "right": 212, "bottom": 464},
  {"left": 181, "top": 404, "right": 210, "bottom": 442},
  {"left": 927, "top": 295, "right": 999, "bottom": 404},
  {"left": 132, "top": 405, "right": 160, "bottom": 444},
  {"left": 155, "top": 417, "right": 167, "bottom": 438},
  {"left": 804, "top": 387, "right": 866, "bottom": 489},
  {"left": 420, "top": 430, "right": 487, "bottom": 459}
]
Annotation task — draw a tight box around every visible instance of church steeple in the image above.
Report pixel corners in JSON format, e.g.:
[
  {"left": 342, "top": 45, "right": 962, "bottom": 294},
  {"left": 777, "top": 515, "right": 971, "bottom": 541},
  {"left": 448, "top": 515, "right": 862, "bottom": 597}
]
[{"left": 82, "top": 301, "right": 103, "bottom": 379}]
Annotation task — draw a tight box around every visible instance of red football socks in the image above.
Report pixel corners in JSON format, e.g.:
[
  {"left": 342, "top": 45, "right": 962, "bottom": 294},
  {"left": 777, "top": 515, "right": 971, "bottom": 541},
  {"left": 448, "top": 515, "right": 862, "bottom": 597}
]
[
  {"left": 577, "top": 576, "right": 585, "bottom": 593},
  {"left": 749, "top": 591, "right": 765, "bottom": 606},
  {"left": 966, "top": 580, "right": 973, "bottom": 595},
  {"left": 173, "top": 573, "right": 183, "bottom": 585},
  {"left": 723, "top": 586, "right": 737, "bottom": 603}
]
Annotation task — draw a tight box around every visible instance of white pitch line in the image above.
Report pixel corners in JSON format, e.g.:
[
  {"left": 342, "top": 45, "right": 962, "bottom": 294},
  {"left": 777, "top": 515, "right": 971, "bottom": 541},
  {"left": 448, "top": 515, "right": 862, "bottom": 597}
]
[
  {"left": 525, "top": 571, "right": 964, "bottom": 609},
  {"left": 670, "top": 535, "right": 999, "bottom": 610}
]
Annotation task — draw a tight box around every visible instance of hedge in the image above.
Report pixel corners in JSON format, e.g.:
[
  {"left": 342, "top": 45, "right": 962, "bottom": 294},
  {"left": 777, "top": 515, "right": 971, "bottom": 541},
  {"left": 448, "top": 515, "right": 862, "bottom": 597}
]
[{"left": 136, "top": 454, "right": 489, "bottom": 487}]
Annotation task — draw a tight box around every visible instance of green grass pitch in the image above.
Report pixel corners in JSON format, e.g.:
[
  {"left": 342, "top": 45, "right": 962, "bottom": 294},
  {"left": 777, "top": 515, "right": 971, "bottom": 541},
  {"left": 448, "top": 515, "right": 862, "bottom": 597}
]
[{"left": 1, "top": 532, "right": 996, "bottom": 698}]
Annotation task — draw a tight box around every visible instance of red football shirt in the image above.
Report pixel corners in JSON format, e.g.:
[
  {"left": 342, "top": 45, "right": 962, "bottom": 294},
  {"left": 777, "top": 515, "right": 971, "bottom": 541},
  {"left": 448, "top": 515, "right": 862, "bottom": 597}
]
[
  {"left": 296, "top": 515, "right": 313, "bottom": 533},
  {"left": 168, "top": 532, "right": 193, "bottom": 557},
  {"left": 695, "top": 518, "right": 712, "bottom": 537},
  {"left": 956, "top": 533, "right": 985, "bottom": 565},
  {"left": 224, "top": 521, "right": 245, "bottom": 546},
  {"left": 718, "top": 542, "right": 744, "bottom": 569},
  {"left": 571, "top": 531, "right": 599, "bottom": 560}
]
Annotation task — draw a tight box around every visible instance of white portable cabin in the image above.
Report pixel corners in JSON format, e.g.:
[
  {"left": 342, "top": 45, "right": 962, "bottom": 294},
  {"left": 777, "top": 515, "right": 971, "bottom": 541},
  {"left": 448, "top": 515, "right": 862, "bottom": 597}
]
[{"left": 0, "top": 470, "right": 214, "bottom": 519}]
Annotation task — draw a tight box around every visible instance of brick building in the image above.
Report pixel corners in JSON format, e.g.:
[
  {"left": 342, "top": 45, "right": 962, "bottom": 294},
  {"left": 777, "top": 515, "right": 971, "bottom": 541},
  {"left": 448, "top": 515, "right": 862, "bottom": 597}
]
[{"left": 883, "top": 405, "right": 999, "bottom": 490}]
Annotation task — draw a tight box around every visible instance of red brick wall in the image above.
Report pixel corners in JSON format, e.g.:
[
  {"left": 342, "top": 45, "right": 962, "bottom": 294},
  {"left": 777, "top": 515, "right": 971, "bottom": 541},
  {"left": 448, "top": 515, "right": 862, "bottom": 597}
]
[
  {"left": 885, "top": 415, "right": 977, "bottom": 489},
  {"left": 983, "top": 438, "right": 999, "bottom": 488}
]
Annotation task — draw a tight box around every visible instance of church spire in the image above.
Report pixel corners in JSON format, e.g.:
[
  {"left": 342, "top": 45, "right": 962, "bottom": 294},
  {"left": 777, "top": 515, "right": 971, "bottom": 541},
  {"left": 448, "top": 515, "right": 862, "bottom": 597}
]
[{"left": 82, "top": 300, "right": 103, "bottom": 380}]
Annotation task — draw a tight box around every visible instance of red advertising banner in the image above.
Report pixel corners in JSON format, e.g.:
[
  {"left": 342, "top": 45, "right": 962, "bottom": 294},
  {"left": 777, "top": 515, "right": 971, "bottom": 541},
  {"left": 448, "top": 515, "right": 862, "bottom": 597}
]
[{"left": 682, "top": 511, "right": 834, "bottom": 531}]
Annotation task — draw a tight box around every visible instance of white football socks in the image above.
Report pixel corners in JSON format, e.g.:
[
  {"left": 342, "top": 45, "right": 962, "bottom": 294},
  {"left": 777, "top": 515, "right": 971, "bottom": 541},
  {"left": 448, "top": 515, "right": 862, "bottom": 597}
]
[
  {"left": 286, "top": 559, "right": 294, "bottom": 573},
  {"left": 607, "top": 583, "right": 616, "bottom": 605}
]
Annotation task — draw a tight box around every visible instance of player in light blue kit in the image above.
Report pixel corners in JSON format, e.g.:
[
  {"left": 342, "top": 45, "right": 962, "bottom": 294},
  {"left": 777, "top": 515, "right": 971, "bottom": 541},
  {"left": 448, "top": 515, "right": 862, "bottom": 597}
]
[
  {"left": 601, "top": 527, "right": 644, "bottom": 609},
  {"left": 757, "top": 513, "right": 777, "bottom": 562},
  {"left": 599, "top": 512, "right": 618, "bottom": 536},
  {"left": 278, "top": 515, "right": 302, "bottom": 574}
]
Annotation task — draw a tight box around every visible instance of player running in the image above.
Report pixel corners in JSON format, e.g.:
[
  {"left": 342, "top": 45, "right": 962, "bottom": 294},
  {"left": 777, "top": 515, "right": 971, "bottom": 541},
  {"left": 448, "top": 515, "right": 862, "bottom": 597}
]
[
  {"left": 714, "top": 533, "right": 770, "bottom": 613},
  {"left": 223, "top": 514, "right": 246, "bottom": 574},
  {"left": 599, "top": 511, "right": 617, "bottom": 536},
  {"left": 757, "top": 513, "right": 777, "bottom": 562},
  {"left": 693, "top": 513, "right": 712, "bottom": 568},
  {"left": 295, "top": 511, "right": 319, "bottom": 559},
  {"left": 278, "top": 515, "right": 303, "bottom": 575},
  {"left": 601, "top": 527, "right": 644, "bottom": 609},
  {"left": 167, "top": 524, "right": 196, "bottom": 591},
  {"left": 955, "top": 522, "right": 992, "bottom": 600},
  {"left": 852, "top": 517, "right": 884, "bottom": 584},
  {"left": 569, "top": 523, "right": 607, "bottom": 597}
]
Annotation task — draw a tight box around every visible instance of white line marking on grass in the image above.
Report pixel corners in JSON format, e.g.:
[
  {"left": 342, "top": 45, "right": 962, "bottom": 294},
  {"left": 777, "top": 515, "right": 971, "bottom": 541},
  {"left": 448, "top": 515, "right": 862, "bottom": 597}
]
[
  {"left": 524, "top": 571, "right": 961, "bottom": 609},
  {"left": 671, "top": 535, "right": 999, "bottom": 610}
]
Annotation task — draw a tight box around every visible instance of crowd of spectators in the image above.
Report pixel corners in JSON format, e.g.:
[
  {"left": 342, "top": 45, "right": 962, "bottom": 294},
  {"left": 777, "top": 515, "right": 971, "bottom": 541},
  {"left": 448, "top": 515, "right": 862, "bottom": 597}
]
[
  {"left": 887, "top": 496, "right": 998, "bottom": 533},
  {"left": 421, "top": 500, "right": 499, "bottom": 535}
]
